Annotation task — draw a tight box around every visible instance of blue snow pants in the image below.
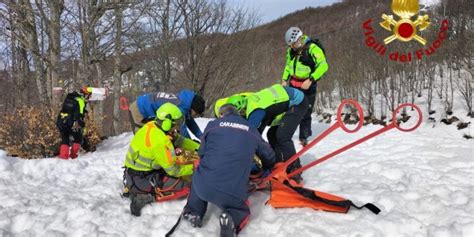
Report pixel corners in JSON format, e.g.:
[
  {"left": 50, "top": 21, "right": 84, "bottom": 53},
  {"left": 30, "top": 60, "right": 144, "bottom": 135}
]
[{"left": 184, "top": 180, "right": 250, "bottom": 233}]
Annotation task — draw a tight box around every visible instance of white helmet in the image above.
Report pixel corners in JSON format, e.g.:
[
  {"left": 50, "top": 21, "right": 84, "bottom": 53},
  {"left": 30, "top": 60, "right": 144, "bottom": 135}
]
[{"left": 285, "top": 27, "right": 303, "bottom": 46}]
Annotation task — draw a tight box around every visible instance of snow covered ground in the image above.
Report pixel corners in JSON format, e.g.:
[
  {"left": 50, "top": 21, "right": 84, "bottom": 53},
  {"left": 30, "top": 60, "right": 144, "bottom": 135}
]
[{"left": 0, "top": 110, "right": 472, "bottom": 236}]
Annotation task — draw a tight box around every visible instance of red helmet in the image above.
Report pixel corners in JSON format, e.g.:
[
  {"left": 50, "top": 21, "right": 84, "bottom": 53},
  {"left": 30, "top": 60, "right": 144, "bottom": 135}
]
[{"left": 80, "top": 86, "right": 92, "bottom": 98}]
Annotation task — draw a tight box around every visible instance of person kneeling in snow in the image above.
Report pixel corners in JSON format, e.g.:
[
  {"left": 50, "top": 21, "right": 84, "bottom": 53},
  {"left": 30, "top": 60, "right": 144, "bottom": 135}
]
[
  {"left": 123, "top": 102, "right": 200, "bottom": 216},
  {"left": 129, "top": 89, "right": 206, "bottom": 138},
  {"left": 182, "top": 104, "right": 276, "bottom": 237},
  {"left": 56, "top": 86, "right": 92, "bottom": 159}
]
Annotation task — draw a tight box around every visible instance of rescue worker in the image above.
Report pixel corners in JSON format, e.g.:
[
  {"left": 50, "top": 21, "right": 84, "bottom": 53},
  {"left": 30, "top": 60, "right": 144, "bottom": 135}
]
[
  {"left": 182, "top": 103, "right": 276, "bottom": 237},
  {"left": 123, "top": 102, "right": 200, "bottom": 216},
  {"left": 213, "top": 92, "right": 253, "bottom": 118},
  {"left": 230, "top": 84, "right": 308, "bottom": 182},
  {"left": 128, "top": 89, "right": 205, "bottom": 138},
  {"left": 214, "top": 92, "right": 274, "bottom": 178},
  {"left": 56, "top": 86, "right": 91, "bottom": 159},
  {"left": 282, "top": 26, "right": 328, "bottom": 146}
]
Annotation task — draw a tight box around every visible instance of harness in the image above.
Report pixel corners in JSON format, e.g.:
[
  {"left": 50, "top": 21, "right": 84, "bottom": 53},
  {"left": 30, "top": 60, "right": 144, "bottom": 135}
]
[{"left": 123, "top": 167, "right": 190, "bottom": 202}]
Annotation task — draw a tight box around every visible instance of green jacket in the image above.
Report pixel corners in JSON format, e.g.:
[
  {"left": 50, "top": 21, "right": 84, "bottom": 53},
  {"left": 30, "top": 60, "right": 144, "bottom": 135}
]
[
  {"left": 124, "top": 122, "right": 198, "bottom": 177},
  {"left": 246, "top": 84, "right": 289, "bottom": 117},
  {"left": 246, "top": 84, "right": 289, "bottom": 129},
  {"left": 282, "top": 35, "right": 328, "bottom": 81}
]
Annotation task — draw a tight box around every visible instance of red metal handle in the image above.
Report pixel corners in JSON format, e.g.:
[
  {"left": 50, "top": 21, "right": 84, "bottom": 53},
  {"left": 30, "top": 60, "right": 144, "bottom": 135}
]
[
  {"left": 392, "top": 103, "right": 422, "bottom": 132},
  {"left": 257, "top": 100, "right": 364, "bottom": 184},
  {"left": 287, "top": 103, "right": 422, "bottom": 179},
  {"left": 337, "top": 99, "right": 364, "bottom": 133}
]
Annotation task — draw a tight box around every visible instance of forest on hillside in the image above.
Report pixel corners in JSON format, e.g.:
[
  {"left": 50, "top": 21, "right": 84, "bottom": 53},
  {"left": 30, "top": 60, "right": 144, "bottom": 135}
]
[{"left": 0, "top": 0, "right": 472, "bottom": 138}]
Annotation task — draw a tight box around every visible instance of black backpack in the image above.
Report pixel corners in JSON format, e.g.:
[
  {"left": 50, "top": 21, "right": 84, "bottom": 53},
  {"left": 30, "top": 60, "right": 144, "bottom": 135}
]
[
  {"left": 295, "top": 37, "right": 326, "bottom": 74},
  {"left": 56, "top": 92, "right": 80, "bottom": 130},
  {"left": 309, "top": 37, "right": 326, "bottom": 56},
  {"left": 288, "top": 37, "right": 327, "bottom": 75}
]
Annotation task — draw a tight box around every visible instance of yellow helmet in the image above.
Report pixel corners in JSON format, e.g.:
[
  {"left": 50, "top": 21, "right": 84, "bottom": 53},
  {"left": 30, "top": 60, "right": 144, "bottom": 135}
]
[
  {"left": 156, "top": 102, "right": 183, "bottom": 132},
  {"left": 214, "top": 92, "right": 253, "bottom": 117},
  {"left": 214, "top": 97, "right": 229, "bottom": 117}
]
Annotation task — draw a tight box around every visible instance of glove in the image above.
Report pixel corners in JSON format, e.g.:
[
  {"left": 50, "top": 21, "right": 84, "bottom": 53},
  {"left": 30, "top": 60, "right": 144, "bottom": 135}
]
[
  {"left": 72, "top": 121, "right": 81, "bottom": 132},
  {"left": 175, "top": 150, "right": 199, "bottom": 165},
  {"left": 175, "top": 148, "right": 183, "bottom": 156},
  {"left": 168, "top": 128, "right": 180, "bottom": 140}
]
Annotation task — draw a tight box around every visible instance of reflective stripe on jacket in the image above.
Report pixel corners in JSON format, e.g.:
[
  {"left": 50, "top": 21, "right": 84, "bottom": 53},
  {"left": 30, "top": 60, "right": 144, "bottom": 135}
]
[
  {"left": 124, "top": 122, "right": 194, "bottom": 177},
  {"left": 245, "top": 84, "right": 289, "bottom": 118}
]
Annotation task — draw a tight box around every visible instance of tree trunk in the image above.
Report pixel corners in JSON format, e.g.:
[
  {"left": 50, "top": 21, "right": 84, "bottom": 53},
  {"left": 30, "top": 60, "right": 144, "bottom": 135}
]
[
  {"left": 8, "top": 2, "right": 19, "bottom": 107},
  {"left": 47, "top": 0, "right": 64, "bottom": 106},
  {"left": 21, "top": 0, "right": 48, "bottom": 105},
  {"left": 94, "top": 63, "right": 105, "bottom": 134},
  {"left": 112, "top": 5, "right": 123, "bottom": 135}
]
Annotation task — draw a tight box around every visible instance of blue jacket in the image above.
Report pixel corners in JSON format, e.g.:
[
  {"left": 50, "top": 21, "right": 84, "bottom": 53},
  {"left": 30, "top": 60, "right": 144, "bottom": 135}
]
[
  {"left": 136, "top": 90, "right": 203, "bottom": 138},
  {"left": 177, "top": 90, "right": 203, "bottom": 138},
  {"left": 193, "top": 113, "right": 275, "bottom": 199}
]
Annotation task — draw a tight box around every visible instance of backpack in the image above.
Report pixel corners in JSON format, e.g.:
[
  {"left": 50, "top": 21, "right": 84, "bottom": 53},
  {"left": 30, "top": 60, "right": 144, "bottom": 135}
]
[
  {"left": 309, "top": 37, "right": 326, "bottom": 56},
  {"left": 293, "top": 37, "right": 326, "bottom": 75},
  {"left": 56, "top": 93, "right": 79, "bottom": 130},
  {"left": 288, "top": 37, "right": 327, "bottom": 76}
]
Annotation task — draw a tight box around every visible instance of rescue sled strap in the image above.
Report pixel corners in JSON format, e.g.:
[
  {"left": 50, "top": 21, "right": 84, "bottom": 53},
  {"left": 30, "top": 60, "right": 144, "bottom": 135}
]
[
  {"left": 165, "top": 211, "right": 184, "bottom": 237},
  {"left": 284, "top": 181, "right": 381, "bottom": 215}
]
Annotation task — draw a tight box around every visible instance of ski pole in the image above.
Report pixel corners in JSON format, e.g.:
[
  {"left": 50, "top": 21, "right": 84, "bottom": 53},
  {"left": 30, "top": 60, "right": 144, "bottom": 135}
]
[
  {"left": 258, "top": 99, "right": 364, "bottom": 185},
  {"left": 287, "top": 103, "right": 422, "bottom": 178}
]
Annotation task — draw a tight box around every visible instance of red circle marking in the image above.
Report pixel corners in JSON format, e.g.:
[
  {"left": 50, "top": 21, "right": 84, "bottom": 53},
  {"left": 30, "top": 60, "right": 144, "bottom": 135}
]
[
  {"left": 337, "top": 99, "right": 364, "bottom": 133},
  {"left": 398, "top": 23, "right": 414, "bottom": 38},
  {"left": 392, "top": 103, "right": 422, "bottom": 132}
]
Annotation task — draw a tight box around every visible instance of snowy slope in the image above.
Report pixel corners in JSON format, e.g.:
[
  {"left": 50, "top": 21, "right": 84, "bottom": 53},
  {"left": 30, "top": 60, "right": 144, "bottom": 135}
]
[
  {"left": 420, "top": 0, "right": 441, "bottom": 7},
  {"left": 0, "top": 113, "right": 473, "bottom": 236}
]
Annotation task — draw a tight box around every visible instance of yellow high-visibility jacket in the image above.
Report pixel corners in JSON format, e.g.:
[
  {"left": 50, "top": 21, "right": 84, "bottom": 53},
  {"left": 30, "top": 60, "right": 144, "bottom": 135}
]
[{"left": 124, "top": 121, "right": 198, "bottom": 177}]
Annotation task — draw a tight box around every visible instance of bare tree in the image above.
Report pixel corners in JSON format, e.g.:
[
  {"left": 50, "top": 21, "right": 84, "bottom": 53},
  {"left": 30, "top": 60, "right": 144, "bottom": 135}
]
[
  {"left": 455, "top": 64, "right": 473, "bottom": 115},
  {"left": 33, "top": 0, "right": 64, "bottom": 106},
  {"left": 111, "top": 4, "right": 123, "bottom": 135},
  {"left": 74, "top": 0, "right": 116, "bottom": 134},
  {"left": 1, "top": 0, "right": 49, "bottom": 105},
  {"left": 143, "top": 0, "right": 183, "bottom": 91},
  {"left": 175, "top": 0, "right": 257, "bottom": 93},
  {"left": 426, "top": 63, "right": 436, "bottom": 114}
]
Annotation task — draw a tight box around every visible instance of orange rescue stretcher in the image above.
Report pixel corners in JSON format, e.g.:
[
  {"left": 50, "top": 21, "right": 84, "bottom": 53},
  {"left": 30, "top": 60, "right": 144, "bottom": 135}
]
[{"left": 254, "top": 100, "right": 422, "bottom": 214}]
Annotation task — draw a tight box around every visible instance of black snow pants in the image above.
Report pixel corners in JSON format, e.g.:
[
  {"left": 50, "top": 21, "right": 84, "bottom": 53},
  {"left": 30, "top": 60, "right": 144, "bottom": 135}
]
[
  {"left": 124, "top": 168, "right": 189, "bottom": 196},
  {"left": 267, "top": 97, "right": 308, "bottom": 174},
  {"left": 296, "top": 84, "right": 317, "bottom": 141},
  {"left": 59, "top": 128, "right": 83, "bottom": 145}
]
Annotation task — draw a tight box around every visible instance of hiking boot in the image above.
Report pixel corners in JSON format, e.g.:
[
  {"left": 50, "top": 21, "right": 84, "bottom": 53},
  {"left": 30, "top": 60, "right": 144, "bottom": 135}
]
[
  {"left": 183, "top": 212, "right": 202, "bottom": 228},
  {"left": 299, "top": 138, "right": 308, "bottom": 147},
  {"left": 70, "top": 143, "right": 80, "bottom": 159},
  {"left": 219, "top": 212, "right": 236, "bottom": 237},
  {"left": 122, "top": 186, "right": 130, "bottom": 198},
  {"left": 130, "top": 193, "right": 154, "bottom": 216},
  {"left": 58, "top": 144, "right": 69, "bottom": 160},
  {"left": 291, "top": 173, "right": 304, "bottom": 184}
]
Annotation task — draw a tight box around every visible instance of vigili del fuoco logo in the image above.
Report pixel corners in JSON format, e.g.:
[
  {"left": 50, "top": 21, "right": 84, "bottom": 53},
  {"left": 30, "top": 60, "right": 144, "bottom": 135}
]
[{"left": 362, "top": 0, "right": 449, "bottom": 62}]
